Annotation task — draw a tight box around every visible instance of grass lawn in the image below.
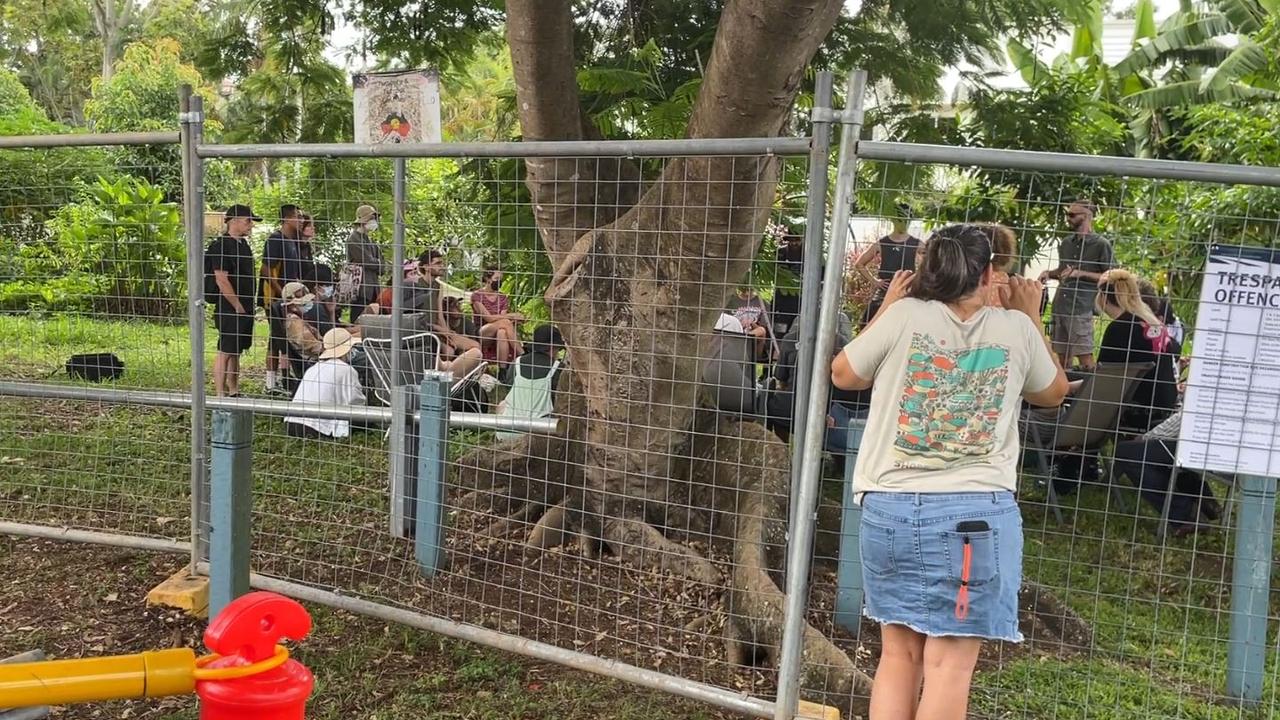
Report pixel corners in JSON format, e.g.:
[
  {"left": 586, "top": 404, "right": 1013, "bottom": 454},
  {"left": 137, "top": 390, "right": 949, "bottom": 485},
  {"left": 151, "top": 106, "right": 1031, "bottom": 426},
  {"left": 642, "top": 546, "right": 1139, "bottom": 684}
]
[{"left": 2, "top": 313, "right": 1278, "bottom": 718}]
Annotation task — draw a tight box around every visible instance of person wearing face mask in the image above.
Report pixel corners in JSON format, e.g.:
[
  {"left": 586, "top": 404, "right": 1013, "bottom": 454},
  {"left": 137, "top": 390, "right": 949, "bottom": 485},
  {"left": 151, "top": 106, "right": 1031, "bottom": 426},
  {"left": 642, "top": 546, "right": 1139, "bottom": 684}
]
[
  {"left": 342, "top": 205, "right": 387, "bottom": 323},
  {"left": 472, "top": 266, "right": 524, "bottom": 365},
  {"left": 281, "top": 281, "right": 325, "bottom": 363},
  {"left": 853, "top": 202, "right": 922, "bottom": 328}
]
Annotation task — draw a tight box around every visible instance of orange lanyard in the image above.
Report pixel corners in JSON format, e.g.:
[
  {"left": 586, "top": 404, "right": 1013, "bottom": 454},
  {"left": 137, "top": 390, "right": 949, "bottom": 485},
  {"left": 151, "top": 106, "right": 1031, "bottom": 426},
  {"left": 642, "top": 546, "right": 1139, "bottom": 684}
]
[{"left": 954, "top": 537, "right": 973, "bottom": 621}]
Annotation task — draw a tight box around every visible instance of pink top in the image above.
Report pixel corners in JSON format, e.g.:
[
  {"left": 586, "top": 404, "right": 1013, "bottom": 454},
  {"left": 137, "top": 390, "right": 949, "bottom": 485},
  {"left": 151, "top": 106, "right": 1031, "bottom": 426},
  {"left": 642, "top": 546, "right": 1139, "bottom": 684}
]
[{"left": 471, "top": 290, "right": 509, "bottom": 319}]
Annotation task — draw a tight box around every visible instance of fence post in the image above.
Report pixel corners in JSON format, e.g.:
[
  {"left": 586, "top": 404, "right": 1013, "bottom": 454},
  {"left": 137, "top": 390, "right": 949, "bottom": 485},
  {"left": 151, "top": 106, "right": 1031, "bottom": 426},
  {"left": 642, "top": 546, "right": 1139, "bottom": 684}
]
[
  {"left": 388, "top": 383, "right": 419, "bottom": 539},
  {"left": 208, "top": 409, "right": 252, "bottom": 617},
  {"left": 1226, "top": 473, "right": 1276, "bottom": 705},
  {"left": 415, "top": 372, "right": 451, "bottom": 575},
  {"left": 180, "top": 87, "right": 209, "bottom": 569},
  {"left": 789, "top": 71, "right": 835, "bottom": 515},
  {"left": 390, "top": 158, "right": 408, "bottom": 387},
  {"left": 774, "top": 68, "right": 867, "bottom": 720},
  {"left": 833, "top": 419, "right": 866, "bottom": 633}
]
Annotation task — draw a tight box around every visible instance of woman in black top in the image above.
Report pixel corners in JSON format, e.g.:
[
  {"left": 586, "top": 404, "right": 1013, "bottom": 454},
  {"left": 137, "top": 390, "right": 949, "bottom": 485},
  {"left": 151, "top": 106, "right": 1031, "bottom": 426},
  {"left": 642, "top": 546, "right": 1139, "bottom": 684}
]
[
  {"left": 853, "top": 211, "right": 922, "bottom": 328},
  {"left": 1095, "top": 270, "right": 1179, "bottom": 431}
]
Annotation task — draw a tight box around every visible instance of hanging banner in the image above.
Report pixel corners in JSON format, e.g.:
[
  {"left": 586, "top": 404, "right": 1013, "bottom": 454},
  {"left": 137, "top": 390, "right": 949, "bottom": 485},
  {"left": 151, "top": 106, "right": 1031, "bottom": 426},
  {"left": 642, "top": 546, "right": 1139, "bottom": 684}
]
[
  {"left": 352, "top": 69, "right": 442, "bottom": 144},
  {"left": 1178, "top": 244, "right": 1280, "bottom": 476}
]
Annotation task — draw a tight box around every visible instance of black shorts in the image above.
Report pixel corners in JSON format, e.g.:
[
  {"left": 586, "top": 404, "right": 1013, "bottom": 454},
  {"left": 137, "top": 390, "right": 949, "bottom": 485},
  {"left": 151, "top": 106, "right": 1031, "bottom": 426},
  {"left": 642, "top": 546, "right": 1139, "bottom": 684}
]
[
  {"left": 268, "top": 331, "right": 288, "bottom": 355},
  {"left": 215, "top": 310, "right": 254, "bottom": 355}
]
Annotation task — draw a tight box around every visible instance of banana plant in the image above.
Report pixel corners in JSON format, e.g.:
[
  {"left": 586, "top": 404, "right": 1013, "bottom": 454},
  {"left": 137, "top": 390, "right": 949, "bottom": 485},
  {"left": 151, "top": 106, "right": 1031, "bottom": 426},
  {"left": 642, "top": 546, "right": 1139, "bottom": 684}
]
[{"left": 1116, "top": 0, "right": 1280, "bottom": 113}]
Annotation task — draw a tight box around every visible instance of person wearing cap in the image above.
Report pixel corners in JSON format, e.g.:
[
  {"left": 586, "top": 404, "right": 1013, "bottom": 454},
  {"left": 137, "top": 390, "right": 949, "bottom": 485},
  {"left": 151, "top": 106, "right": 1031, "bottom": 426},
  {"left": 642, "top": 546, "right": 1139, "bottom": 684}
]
[
  {"left": 343, "top": 204, "right": 387, "bottom": 322},
  {"left": 281, "top": 281, "right": 324, "bottom": 363},
  {"left": 284, "top": 327, "right": 367, "bottom": 439},
  {"left": 208, "top": 204, "right": 261, "bottom": 396},
  {"left": 496, "top": 324, "right": 565, "bottom": 440},
  {"left": 853, "top": 202, "right": 922, "bottom": 328}
]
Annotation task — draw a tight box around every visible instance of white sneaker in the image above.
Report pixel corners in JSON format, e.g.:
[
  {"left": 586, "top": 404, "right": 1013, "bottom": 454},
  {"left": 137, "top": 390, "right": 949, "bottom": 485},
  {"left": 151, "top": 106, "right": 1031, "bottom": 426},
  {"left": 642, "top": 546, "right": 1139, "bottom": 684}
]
[{"left": 477, "top": 374, "right": 499, "bottom": 393}]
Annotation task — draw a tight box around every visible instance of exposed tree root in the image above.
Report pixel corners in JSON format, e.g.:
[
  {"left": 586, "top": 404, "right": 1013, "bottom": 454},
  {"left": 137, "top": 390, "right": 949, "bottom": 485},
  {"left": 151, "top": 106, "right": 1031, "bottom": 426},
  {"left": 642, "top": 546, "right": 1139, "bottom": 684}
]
[{"left": 526, "top": 501, "right": 570, "bottom": 550}]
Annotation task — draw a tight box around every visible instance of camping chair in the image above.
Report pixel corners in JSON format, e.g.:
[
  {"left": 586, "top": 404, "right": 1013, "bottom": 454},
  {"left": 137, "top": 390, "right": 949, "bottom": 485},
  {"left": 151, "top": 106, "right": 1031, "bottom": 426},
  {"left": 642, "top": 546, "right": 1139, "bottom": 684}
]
[
  {"left": 702, "top": 328, "right": 762, "bottom": 420},
  {"left": 1021, "top": 361, "right": 1153, "bottom": 524}
]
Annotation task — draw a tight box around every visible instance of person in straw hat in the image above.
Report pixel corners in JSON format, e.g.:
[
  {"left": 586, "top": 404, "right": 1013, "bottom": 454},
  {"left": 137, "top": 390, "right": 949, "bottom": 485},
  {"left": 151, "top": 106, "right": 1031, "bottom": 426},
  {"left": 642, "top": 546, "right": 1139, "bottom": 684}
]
[{"left": 284, "top": 327, "right": 367, "bottom": 439}]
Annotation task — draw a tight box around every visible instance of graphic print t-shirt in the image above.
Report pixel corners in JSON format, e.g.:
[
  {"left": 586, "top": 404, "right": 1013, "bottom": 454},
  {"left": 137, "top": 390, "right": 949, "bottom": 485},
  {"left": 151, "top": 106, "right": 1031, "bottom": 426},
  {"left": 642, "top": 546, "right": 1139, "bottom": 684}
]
[{"left": 842, "top": 298, "right": 1059, "bottom": 494}]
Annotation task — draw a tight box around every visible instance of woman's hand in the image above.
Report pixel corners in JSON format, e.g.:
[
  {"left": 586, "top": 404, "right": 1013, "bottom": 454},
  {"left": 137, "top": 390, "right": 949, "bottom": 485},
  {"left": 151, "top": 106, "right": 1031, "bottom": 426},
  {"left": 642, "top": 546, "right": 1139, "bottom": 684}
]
[
  {"left": 882, "top": 270, "right": 914, "bottom": 307},
  {"left": 1003, "top": 276, "right": 1044, "bottom": 322}
]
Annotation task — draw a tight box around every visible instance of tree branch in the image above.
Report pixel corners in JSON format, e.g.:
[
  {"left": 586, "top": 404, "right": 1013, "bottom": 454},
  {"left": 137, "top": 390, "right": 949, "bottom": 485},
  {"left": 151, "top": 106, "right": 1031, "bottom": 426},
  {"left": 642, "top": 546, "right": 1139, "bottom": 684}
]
[{"left": 505, "top": 0, "right": 642, "bottom": 267}]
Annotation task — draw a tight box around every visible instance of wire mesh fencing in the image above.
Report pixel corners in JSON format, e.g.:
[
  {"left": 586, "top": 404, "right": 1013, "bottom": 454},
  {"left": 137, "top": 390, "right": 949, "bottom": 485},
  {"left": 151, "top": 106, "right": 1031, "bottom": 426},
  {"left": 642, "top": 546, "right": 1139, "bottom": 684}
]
[
  {"left": 3, "top": 95, "right": 1280, "bottom": 720},
  {"left": 0, "top": 133, "right": 193, "bottom": 544},
  {"left": 801, "top": 152, "right": 1280, "bottom": 719},
  {"left": 202, "top": 148, "right": 837, "bottom": 711}
]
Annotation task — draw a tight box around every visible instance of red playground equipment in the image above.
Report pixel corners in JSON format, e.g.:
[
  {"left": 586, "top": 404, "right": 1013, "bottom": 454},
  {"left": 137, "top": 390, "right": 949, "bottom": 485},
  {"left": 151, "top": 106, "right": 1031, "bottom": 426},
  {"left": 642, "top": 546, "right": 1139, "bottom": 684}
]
[{"left": 0, "top": 592, "right": 314, "bottom": 718}]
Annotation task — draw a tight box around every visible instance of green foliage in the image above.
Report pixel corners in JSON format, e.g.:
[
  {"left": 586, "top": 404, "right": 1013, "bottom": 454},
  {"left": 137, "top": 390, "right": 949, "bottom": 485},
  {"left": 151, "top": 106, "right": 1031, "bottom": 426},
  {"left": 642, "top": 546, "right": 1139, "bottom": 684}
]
[
  {"left": 83, "top": 39, "right": 220, "bottom": 201},
  {"left": 0, "top": 0, "right": 101, "bottom": 123},
  {"left": 0, "top": 105, "right": 112, "bottom": 228},
  {"left": 0, "top": 68, "right": 42, "bottom": 117},
  {"left": 2, "top": 175, "right": 185, "bottom": 315}
]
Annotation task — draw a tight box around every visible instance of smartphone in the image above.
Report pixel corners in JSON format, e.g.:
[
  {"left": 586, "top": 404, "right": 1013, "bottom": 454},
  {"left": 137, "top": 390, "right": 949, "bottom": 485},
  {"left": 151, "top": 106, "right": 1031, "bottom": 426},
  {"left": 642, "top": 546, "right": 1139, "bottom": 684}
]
[{"left": 956, "top": 520, "right": 990, "bottom": 533}]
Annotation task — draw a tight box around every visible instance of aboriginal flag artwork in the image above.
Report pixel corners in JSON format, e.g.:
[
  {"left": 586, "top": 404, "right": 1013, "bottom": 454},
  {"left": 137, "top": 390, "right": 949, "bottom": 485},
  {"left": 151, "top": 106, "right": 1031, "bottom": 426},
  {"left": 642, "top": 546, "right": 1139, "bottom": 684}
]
[
  {"left": 893, "top": 333, "right": 1010, "bottom": 464},
  {"left": 353, "top": 70, "right": 442, "bottom": 144}
]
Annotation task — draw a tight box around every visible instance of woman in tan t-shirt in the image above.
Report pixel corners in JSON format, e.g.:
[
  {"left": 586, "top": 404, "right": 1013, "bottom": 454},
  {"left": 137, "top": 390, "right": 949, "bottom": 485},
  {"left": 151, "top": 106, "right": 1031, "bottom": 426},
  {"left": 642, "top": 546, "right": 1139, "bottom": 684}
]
[{"left": 831, "top": 224, "right": 1068, "bottom": 720}]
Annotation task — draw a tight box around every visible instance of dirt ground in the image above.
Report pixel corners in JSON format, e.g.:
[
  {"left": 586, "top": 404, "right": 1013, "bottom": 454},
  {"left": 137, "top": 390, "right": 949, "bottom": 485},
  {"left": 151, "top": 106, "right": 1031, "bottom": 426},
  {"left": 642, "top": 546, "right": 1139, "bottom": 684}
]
[{"left": 0, "top": 536, "right": 739, "bottom": 720}]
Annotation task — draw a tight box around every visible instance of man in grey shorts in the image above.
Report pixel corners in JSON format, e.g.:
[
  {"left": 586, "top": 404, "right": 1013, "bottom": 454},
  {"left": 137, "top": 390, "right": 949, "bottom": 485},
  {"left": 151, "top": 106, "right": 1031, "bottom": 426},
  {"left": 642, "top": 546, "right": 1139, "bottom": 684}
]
[{"left": 1040, "top": 199, "right": 1115, "bottom": 370}]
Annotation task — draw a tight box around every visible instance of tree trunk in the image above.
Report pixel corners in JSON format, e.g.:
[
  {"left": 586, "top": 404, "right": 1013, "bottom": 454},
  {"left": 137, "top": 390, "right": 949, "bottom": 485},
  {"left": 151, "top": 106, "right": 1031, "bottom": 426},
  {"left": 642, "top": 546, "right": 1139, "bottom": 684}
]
[
  {"left": 92, "top": 0, "right": 119, "bottom": 81},
  {"left": 497, "top": 0, "right": 869, "bottom": 709}
]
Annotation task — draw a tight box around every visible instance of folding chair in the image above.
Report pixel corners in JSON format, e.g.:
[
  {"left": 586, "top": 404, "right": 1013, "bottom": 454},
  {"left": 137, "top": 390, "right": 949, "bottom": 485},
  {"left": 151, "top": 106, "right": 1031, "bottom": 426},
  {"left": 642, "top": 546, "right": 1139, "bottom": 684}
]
[
  {"left": 1021, "top": 361, "right": 1153, "bottom": 523},
  {"left": 701, "top": 328, "right": 761, "bottom": 420}
]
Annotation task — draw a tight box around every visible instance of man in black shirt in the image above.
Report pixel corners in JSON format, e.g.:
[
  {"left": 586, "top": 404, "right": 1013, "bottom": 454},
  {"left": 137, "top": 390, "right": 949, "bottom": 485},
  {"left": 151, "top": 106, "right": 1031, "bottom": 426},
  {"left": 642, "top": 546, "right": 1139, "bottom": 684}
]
[
  {"left": 260, "top": 204, "right": 308, "bottom": 393},
  {"left": 209, "top": 204, "right": 261, "bottom": 396}
]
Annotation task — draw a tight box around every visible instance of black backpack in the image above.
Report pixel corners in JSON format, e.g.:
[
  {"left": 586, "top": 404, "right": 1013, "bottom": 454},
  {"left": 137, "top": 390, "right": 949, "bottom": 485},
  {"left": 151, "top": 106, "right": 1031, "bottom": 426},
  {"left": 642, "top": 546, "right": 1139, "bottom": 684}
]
[{"left": 65, "top": 353, "right": 124, "bottom": 382}]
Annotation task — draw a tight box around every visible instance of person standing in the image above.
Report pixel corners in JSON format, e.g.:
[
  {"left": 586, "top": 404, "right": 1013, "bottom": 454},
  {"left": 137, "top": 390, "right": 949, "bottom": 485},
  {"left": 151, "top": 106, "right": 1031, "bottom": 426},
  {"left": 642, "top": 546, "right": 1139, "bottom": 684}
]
[
  {"left": 771, "top": 231, "right": 805, "bottom": 338},
  {"left": 207, "top": 204, "right": 261, "bottom": 397},
  {"left": 260, "top": 204, "right": 306, "bottom": 394},
  {"left": 853, "top": 203, "right": 922, "bottom": 328},
  {"left": 1039, "top": 199, "right": 1115, "bottom": 371},
  {"left": 832, "top": 224, "right": 1067, "bottom": 720},
  {"left": 343, "top": 205, "right": 387, "bottom": 323}
]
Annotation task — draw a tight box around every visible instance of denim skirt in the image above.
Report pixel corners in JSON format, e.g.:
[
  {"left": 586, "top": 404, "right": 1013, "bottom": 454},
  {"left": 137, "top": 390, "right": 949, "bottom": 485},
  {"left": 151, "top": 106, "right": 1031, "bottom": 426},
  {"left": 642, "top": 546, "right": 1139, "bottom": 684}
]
[{"left": 860, "top": 491, "right": 1024, "bottom": 642}]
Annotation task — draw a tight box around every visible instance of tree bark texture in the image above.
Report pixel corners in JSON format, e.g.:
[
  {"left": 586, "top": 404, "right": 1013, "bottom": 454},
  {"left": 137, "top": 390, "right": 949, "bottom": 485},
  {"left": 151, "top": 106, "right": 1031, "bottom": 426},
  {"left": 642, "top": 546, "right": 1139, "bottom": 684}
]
[{"left": 499, "top": 0, "right": 868, "bottom": 708}]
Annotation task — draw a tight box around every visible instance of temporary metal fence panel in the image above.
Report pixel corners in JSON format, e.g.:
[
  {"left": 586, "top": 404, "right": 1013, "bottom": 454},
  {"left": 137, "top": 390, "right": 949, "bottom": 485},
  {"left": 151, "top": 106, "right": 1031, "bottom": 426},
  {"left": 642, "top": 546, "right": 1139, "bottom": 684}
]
[
  {"left": 798, "top": 136, "right": 1280, "bottom": 719},
  {"left": 0, "top": 127, "right": 191, "bottom": 547},
  {"left": 188, "top": 106, "right": 833, "bottom": 718}
]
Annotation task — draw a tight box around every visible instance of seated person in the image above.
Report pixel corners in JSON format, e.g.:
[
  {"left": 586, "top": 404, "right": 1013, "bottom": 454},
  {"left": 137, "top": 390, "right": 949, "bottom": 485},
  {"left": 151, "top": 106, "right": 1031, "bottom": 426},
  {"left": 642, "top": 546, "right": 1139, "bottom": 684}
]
[
  {"left": 373, "top": 260, "right": 427, "bottom": 314},
  {"left": 472, "top": 266, "right": 524, "bottom": 365},
  {"left": 496, "top": 324, "right": 565, "bottom": 440},
  {"left": 1095, "top": 269, "right": 1179, "bottom": 431},
  {"left": 704, "top": 313, "right": 758, "bottom": 417},
  {"left": 284, "top": 328, "right": 368, "bottom": 439},
  {"left": 726, "top": 286, "right": 779, "bottom": 361},
  {"left": 1112, "top": 409, "right": 1220, "bottom": 538},
  {"left": 303, "top": 264, "right": 340, "bottom": 336},
  {"left": 281, "top": 281, "right": 324, "bottom": 362},
  {"left": 766, "top": 310, "right": 863, "bottom": 448},
  {"left": 419, "top": 249, "right": 481, "bottom": 356}
]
